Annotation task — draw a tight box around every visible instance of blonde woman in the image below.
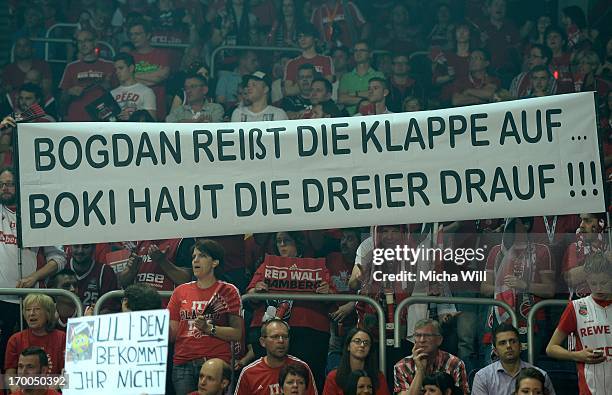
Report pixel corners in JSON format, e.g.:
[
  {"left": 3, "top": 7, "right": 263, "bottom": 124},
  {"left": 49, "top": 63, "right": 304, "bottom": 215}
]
[{"left": 4, "top": 294, "right": 66, "bottom": 391}]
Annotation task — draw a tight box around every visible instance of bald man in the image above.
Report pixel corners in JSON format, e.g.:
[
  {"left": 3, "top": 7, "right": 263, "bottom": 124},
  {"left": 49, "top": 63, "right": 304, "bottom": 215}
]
[{"left": 188, "top": 358, "right": 231, "bottom": 395}]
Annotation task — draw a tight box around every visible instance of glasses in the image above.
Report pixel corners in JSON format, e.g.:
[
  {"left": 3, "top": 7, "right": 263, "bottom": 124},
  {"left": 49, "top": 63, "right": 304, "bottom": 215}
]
[
  {"left": 413, "top": 332, "right": 441, "bottom": 340},
  {"left": 0, "top": 182, "right": 15, "bottom": 188},
  {"left": 265, "top": 334, "right": 290, "bottom": 341},
  {"left": 351, "top": 338, "right": 371, "bottom": 346}
]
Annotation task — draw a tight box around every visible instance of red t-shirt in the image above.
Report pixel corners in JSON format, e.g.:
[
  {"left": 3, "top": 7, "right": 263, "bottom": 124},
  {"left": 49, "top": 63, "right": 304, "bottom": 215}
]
[
  {"left": 235, "top": 356, "right": 318, "bottom": 395},
  {"left": 285, "top": 55, "right": 334, "bottom": 82},
  {"left": 449, "top": 73, "right": 500, "bottom": 101},
  {"left": 131, "top": 48, "right": 172, "bottom": 119},
  {"left": 323, "top": 370, "right": 390, "bottom": 395},
  {"left": 480, "top": 19, "right": 520, "bottom": 71},
  {"left": 168, "top": 280, "right": 242, "bottom": 365},
  {"left": 59, "top": 58, "right": 116, "bottom": 121},
  {"left": 4, "top": 329, "right": 66, "bottom": 374},
  {"left": 311, "top": 1, "right": 366, "bottom": 48},
  {"left": 2, "top": 60, "right": 52, "bottom": 91}
]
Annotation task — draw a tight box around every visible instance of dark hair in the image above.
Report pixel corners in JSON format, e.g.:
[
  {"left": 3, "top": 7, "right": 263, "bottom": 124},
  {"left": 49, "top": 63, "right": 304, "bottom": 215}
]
[
  {"left": 184, "top": 72, "right": 209, "bottom": 87},
  {"left": 48, "top": 268, "right": 77, "bottom": 288},
  {"left": 544, "top": 26, "right": 566, "bottom": 44},
  {"left": 562, "top": 6, "right": 587, "bottom": 29},
  {"left": 530, "top": 64, "right": 551, "bottom": 76},
  {"left": 193, "top": 239, "right": 225, "bottom": 277},
  {"left": 129, "top": 110, "right": 155, "bottom": 122},
  {"left": 493, "top": 323, "right": 520, "bottom": 346},
  {"left": 530, "top": 44, "right": 552, "bottom": 64},
  {"left": 343, "top": 370, "right": 374, "bottom": 395},
  {"left": 312, "top": 77, "right": 332, "bottom": 94},
  {"left": 296, "top": 23, "right": 319, "bottom": 39},
  {"left": 336, "top": 328, "right": 379, "bottom": 391},
  {"left": 273, "top": 231, "right": 305, "bottom": 257},
  {"left": 368, "top": 77, "right": 388, "bottom": 90},
  {"left": 422, "top": 372, "right": 462, "bottom": 395},
  {"left": 20, "top": 346, "right": 49, "bottom": 368},
  {"left": 515, "top": 368, "right": 547, "bottom": 394},
  {"left": 260, "top": 318, "right": 290, "bottom": 337},
  {"left": 332, "top": 46, "right": 350, "bottom": 57},
  {"left": 279, "top": 363, "right": 310, "bottom": 388},
  {"left": 127, "top": 17, "right": 152, "bottom": 34},
  {"left": 297, "top": 63, "right": 316, "bottom": 74},
  {"left": 113, "top": 52, "right": 135, "bottom": 67},
  {"left": 124, "top": 283, "right": 162, "bottom": 311},
  {"left": 19, "top": 83, "right": 43, "bottom": 100}
]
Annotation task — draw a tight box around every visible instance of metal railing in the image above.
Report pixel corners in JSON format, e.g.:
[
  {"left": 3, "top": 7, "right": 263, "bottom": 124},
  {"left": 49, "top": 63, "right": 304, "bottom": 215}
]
[
  {"left": 527, "top": 299, "right": 569, "bottom": 364},
  {"left": 0, "top": 287, "right": 83, "bottom": 317},
  {"left": 94, "top": 289, "right": 173, "bottom": 315},
  {"left": 211, "top": 45, "right": 301, "bottom": 77},
  {"left": 243, "top": 292, "right": 387, "bottom": 373},
  {"left": 393, "top": 296, "right": 518, "bottom": 347},
  {"left": 45, "top": 23, "right": 78, "bottom": 63}
]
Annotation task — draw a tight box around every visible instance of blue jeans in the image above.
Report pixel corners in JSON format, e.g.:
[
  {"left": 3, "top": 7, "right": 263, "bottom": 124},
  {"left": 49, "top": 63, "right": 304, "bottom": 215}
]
[{"left": 172, "top": 359, "right": 204, "bottom": 395}]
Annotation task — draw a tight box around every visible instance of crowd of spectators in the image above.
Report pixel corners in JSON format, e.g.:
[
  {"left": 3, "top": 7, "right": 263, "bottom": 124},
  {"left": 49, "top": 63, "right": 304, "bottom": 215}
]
[{"left": 0, "top": 0, "right": 611, "bottom": 394}]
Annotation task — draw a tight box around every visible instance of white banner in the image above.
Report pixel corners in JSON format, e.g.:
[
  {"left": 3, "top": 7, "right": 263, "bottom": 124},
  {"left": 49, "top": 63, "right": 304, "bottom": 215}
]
[
  {"left": 63, "top": 310, "right": 169, "bottom": 395},
  {"left": 17, "top": 93, "right": 604, "bottom": 247}
]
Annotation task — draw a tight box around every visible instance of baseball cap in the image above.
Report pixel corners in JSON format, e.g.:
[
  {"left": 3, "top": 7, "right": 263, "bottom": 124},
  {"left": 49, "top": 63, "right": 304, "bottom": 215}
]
[{"left": 243, "top": 71, "right": 272, "bottom": 88}]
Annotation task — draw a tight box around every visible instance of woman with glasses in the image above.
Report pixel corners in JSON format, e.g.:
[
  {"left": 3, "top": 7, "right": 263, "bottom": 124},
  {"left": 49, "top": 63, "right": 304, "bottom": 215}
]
[{"left": 323, "top": 327, "right": 390, "bottom": 395}]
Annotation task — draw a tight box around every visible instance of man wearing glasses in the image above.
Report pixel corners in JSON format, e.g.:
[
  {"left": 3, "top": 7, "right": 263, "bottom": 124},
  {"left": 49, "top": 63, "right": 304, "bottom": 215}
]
[
  {"left": 166, "top": 73, "right": 224, "bottom": 123},
  {"left": 393, "top": 319, "right": 469, "bottom": 395},
  {"left": 235, "top": 318, "right": 318, "bottom": 395},
  {"left": 338, "top": 41, "right": 384, "bottom": 115}
]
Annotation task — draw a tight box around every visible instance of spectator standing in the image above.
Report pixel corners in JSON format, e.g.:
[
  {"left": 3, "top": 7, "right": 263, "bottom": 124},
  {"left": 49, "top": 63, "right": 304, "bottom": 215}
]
[
  {"left": 168, "top": 239, "right": 243, "bottom": 395},
  {"left": 310, "top": 0, "right": 368, "bottom": 49},
  {"left": 128, "top": 18, "right": 172, "bottom": 120},
  {"left": 545, "top": 26, "right": 574, "bottom": 94},
  {"left": 0, "top": 167, "right": 65, "bottom": 371},
  {"left": 111, "top": 52, "right": 157, "bottom": 120},
  {"left": 546, "top": 253, "right": 611, "bottom": 395},
  {"left": 432, "top": 22, "right": 473, "bottom": 105},
  {"left": 284, "top": 23, "right": 334, "bottom": 97}
]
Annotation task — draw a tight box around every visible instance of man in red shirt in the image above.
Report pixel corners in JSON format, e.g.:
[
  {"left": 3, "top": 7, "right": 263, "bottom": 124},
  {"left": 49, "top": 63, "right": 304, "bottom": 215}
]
[
  {"left": 451, "top": 49, "right": 500, "bottom": 106},
  {"left": 67, "top": 244, "right": 119, "bottom": 313},
  {"left": 235, "top": 319, "right": 318, "bottom": 395},
  {"left": 9, "top": 347, "right": 62, "bottom": 395},
  {"left": 547, "top": 252, "right": 611, "bottom": 395},
  {"left": 128, "top": 17, "right": 171, "bottom": 120},
  {"left": 59, "top": 28, "right": 115, "bottom": 121},
  {"left": 284, "top": 23, "right": 334, "bottom": 96}
]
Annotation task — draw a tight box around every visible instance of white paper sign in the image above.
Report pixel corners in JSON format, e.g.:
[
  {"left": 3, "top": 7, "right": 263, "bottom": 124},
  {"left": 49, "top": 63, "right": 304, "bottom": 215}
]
[
  {"left": 63, "top": 310, "right": 169, "bottom": 395},
  {"left": 17, "top": 93, "right": 604, "bottom": 247}
]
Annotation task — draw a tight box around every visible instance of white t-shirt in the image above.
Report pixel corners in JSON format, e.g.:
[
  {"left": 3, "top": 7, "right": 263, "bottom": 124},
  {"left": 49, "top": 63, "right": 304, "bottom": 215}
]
[
  {"left": 111, "top": 82, "right": 157, "bottom": 112},
  {"left": 231, "top": 105, "right": 288, "bottom": 122}
]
